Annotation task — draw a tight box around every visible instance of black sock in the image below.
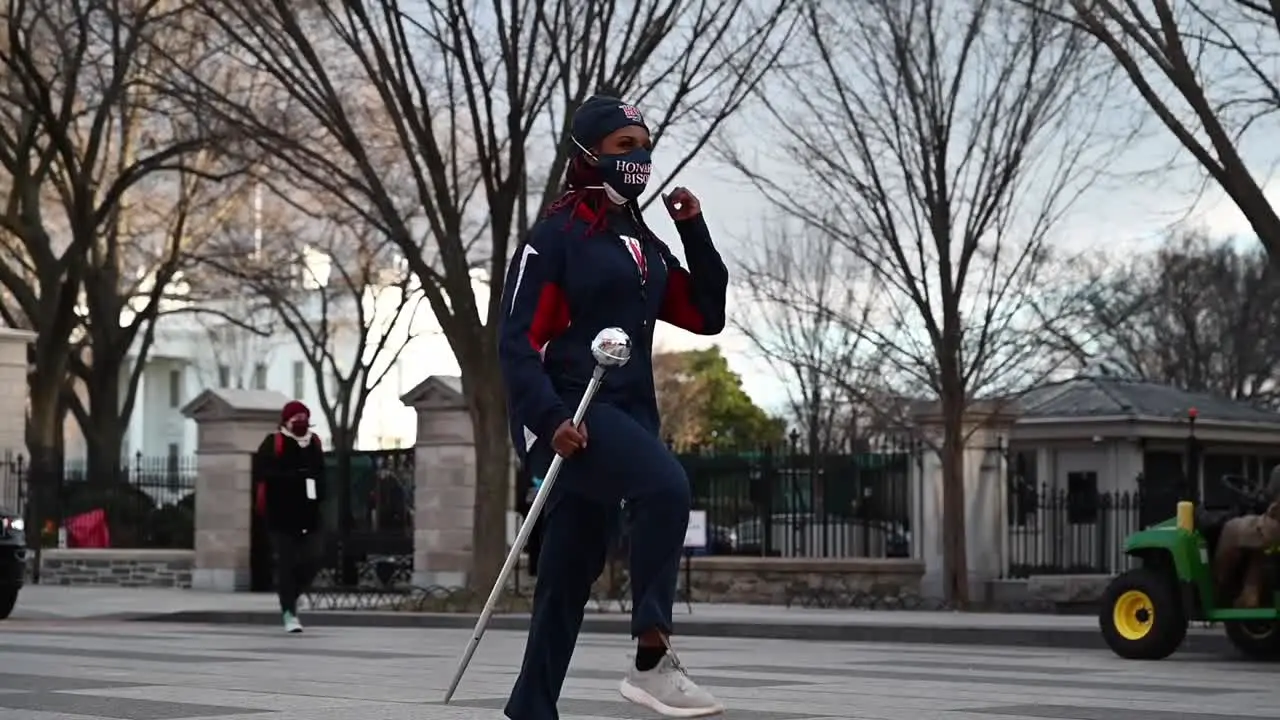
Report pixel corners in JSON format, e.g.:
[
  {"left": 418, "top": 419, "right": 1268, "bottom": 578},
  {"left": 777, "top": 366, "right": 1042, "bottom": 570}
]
[{"left": 635, "top": 645, "right": 665, "bottom": 671}]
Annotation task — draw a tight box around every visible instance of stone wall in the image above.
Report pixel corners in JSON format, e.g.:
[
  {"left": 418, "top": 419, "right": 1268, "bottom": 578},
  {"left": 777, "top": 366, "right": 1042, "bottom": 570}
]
[
  {"left": 515, "top": 556, "right": 928, "bottom": 607},
  {"left": 985, "top": 574, "right": 1108, "bottom": 613},
  {"left": 34, "top": 549, "right": 193, "bottom": 588},
  {"left": 684, "top": 556, "right": 925, "bottom": 606}
]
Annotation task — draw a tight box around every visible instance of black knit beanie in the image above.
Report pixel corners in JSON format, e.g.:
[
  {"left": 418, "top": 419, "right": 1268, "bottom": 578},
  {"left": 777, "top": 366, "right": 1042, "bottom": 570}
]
[{"left": 571, "top": 94, "right": 649, "bottom": 153}]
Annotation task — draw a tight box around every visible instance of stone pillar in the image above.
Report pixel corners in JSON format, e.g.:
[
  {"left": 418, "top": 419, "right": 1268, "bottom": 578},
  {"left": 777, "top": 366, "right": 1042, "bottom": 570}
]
[
  {"left": 964, "top": 426, "right": 1007, "bottom": 587},
  {"left": 181, "top": 388, "right": 289, "bottom": 591},
  {"left": 401, "top": 376, "right": 474, "bottom": 587},
  {"left": 913, "top": 403, "right": 1016, "bottom": 602},
  {"left": 0, "top": 329, "right": 34, "bottom": 461},
  {"left": 918, "top": 447, "right": 943, "bottom": 598}
]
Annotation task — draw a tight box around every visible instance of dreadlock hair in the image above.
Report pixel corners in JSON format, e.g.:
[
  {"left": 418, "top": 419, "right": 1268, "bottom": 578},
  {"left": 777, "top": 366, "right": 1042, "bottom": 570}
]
[{"left": 542, "top": 153, "right": 660, "bottom": 241}]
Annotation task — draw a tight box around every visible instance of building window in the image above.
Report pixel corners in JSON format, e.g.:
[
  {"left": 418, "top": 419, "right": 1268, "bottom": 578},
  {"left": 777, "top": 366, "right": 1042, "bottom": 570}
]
[
  {"left": 293, "top": 361, "right": 305, "bottom": 400},
  {"left": 1203, "top": 454, "right": 1248, "bottom": 510},
  {"left": 217, "top": 364, "right": 231, "bottom": 389},
  {"left": 168, "top": 369, "right": 181, "bottom": 408},
  {"left": 167, "top": 443, "right": 180, "bottom": 473},
  {"left": 1067, "top": 471, "right": 1099, "bottom": 524},
  {"left": 253, "top": 363, "right": 267, "bottom": 390}
]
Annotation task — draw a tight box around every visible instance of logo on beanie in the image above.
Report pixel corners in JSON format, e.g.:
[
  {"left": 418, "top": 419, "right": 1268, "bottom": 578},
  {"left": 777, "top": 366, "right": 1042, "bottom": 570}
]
[{"left": 620, "top": 104, "right": 643, "bottom": 123}]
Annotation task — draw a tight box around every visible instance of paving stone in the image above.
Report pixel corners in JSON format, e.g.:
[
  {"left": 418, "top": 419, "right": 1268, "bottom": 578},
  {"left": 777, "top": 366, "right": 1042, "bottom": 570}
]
[
  {"left": 569, "top": 668, "right": 813, "bottom": 688},
  {"left": 0, "top": 693, "right": 266, "bottom": 719},
  {"left": 0, "top": 672, "right": 146, "bottom": 692},
  {"left": 0, "top": 642, "right": 257, "bottom": 664},
  {"left": 2, "top": 620, "right": 1279, "bottom": 719},
  {"left": 982, "top": 706, "right": 1247, "bottom": 720}
]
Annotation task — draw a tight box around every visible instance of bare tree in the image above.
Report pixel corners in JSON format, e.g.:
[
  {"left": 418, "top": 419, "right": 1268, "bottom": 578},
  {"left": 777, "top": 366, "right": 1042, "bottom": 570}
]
[
  {"left": 1042, "top": 1, "right": 1280, "bottom": 264},
  {"left": 68, "top": 159, "right": 252, "bottom": 483},
  {"left": 165, "top": 0, "right": 796, "bottom": 588},
  {"left": 0, "top": 0, "right": 234, "bottom": 533},
  {"left": 199, "top": 188, "right": 425, "bottom": 526},
  {"left": 735, "top": 223, "right": 884, "bottom": 453},
  {"left": 728, "top": 0, "right": 1111, "bottom": 605},
  {"left": 1058, "top": 229, "right": 1280, "bottom": 404}
]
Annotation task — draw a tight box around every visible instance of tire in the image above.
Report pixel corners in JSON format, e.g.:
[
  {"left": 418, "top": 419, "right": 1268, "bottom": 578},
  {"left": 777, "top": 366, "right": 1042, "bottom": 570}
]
[
  {"left": 1225, "top": 621, "right": 1280, "bottom": 660},
  {"left": 1099, "top": 568, "right": 1187, "bottom": 660},
  {"left": 0, "top": 587, "right": 17, "bottom": 621}
]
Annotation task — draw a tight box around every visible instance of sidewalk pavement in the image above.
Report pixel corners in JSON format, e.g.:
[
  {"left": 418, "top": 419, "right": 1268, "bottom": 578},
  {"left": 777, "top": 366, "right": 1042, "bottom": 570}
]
[{"left": 9, "top": 584, "right": 1237, "bottom": 654}]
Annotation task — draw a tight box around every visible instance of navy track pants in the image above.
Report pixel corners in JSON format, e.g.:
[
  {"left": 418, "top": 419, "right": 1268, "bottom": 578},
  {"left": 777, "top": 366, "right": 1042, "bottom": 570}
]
[{"left": 504, "top": 401, "right": 690, "bottom": 720}]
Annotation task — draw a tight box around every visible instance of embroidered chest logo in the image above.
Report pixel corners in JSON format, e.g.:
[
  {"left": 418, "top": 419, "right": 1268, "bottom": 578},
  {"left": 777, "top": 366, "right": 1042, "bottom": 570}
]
[{"left": 619, "top": 234, "right": 648, "bottom": 283}]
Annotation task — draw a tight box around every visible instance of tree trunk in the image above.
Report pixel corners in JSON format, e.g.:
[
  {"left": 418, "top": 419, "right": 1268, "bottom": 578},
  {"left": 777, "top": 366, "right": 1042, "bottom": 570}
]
[
  {"left": 26, "top": 365, "right": 65, "bottom": 584},
  {"left": 939, "top": 392, "right": 969, "bottom": 609},
  {"left": 464, "top": 352, "right": 512, "bottom": 593},
  {"left": 331, "top": 424, "right": 356, "bottom": 586},
  {"left": 80, "top": 348, "right": 127, "bottom": 485}
]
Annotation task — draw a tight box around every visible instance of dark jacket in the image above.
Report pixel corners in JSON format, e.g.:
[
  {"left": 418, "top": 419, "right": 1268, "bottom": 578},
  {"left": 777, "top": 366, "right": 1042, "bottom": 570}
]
[
  {"left": 253, "top": 431, "right": 326, "bottom": 535},
  {"left": 497, "top": 200, "right": 728, "bottom": 460}
]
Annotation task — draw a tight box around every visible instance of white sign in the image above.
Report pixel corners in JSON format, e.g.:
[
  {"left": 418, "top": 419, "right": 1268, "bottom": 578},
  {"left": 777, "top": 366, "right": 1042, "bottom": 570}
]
[{"left": 684, "top": 510, "right": 708, "bottom": 549}]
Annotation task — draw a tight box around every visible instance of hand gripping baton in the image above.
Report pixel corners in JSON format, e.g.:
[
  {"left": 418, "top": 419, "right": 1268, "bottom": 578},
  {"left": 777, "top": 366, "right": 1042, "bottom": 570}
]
[{"left": 443, "top": 327, "right": 633, "bottom": 703}]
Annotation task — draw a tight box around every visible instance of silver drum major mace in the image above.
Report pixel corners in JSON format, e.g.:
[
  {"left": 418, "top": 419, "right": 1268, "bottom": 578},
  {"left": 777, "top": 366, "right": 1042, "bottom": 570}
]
[{"left": 590, "top": 327, "right": 632, "bottom": 368}]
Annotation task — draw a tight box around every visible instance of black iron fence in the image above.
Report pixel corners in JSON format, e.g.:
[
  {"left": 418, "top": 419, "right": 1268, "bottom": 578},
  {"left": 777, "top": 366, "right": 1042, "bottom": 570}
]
[
  {"left": 0, "top": 454, "right": 197, "bottom": 549},
  {"left": 1004, "top": 485, "right": 1146, "bottom": 578},
  {"left": 311, "top": 448, "right": 416, "bottom": 589},
  {"left": 680, "top": 442, "right": 916, "bottom": 559},
  {"left": 0, "top": 454, "right": 21, "bottom": 514}
]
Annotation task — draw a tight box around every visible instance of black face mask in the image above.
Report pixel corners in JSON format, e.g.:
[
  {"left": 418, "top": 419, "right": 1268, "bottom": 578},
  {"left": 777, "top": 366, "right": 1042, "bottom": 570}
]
[
  {"left": 573, "top": 137, "right": 652, "bottom": 204},
  {"left": 594, "top": 147, "right": 652, "bottom": 203}
]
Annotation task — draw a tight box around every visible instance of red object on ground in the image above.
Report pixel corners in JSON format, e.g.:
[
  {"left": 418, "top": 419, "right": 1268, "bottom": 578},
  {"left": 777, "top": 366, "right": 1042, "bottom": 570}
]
[{"left": 65, "top": 508, "right": 110, "bottom": 549}]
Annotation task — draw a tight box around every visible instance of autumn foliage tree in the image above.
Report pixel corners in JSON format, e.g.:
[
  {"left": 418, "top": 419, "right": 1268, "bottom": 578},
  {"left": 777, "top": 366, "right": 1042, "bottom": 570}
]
[{"left": 653, "top": 346, "right": 784, "bottom": 451}]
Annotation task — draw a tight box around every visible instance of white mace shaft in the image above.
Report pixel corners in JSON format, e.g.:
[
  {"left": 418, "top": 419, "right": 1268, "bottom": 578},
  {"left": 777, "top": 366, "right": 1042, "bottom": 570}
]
[{"left": 442, "top": 366, "right": 606, "bottom": 704}]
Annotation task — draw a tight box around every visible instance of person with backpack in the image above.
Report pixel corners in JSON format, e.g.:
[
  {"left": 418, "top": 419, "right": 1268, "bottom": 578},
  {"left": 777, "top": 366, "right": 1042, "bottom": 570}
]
[{"left": 253, "top": 400, "right": 326, "bottom": 633}]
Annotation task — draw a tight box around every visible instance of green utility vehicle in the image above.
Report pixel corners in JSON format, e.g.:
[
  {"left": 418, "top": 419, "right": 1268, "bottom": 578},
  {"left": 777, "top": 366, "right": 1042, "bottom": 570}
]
[{"left": 1101, "top": 500, "right": 1280, "bottom": 660}]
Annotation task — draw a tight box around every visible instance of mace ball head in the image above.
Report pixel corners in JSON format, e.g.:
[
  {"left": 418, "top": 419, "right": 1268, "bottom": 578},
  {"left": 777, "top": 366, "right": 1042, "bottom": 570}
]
[{"left": 591, "top": 327, "right": 632, "bottom": 368}]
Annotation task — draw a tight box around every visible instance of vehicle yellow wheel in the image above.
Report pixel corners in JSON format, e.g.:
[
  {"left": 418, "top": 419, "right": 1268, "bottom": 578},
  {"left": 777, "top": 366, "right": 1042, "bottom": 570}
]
[
  {"left": 1112, "top": 590, "right": 1154, "bottom": 640},
  {"left": 1099, "top": 567, "right": 1186, "bottom": 660}
]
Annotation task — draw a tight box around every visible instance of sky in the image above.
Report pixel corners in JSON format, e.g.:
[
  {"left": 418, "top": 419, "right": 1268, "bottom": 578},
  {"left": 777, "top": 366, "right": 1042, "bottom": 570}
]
[
  {"left": 640, "top": 112, "right": 1280, "bottom": 418},
  {"left": 344, "top": 7, "right": 1280, "bottom": 427}
]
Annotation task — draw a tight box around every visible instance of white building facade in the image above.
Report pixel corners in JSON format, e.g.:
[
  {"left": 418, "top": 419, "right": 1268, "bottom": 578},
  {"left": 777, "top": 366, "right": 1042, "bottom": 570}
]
[{"left": 63, "top": 268, "right": 492, "bottom": 461}]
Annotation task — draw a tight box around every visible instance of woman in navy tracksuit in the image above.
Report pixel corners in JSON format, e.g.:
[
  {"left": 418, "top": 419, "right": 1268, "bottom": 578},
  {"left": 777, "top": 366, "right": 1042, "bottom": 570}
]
[{"left": 498, "top": 95, "right": 728, "bottom": 720}]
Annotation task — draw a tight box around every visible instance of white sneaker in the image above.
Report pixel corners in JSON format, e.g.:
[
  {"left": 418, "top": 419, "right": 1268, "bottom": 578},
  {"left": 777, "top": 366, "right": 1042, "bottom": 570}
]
[
  {"left": 619, "top": 652, "right": 724, "bottom": 718},
  {"left": 283, "top": 612, "right": 303, "bottom": 634}
]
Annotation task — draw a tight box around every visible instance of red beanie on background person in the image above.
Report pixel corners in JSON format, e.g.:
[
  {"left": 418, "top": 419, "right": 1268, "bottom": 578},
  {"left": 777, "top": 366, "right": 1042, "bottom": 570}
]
[{"left": 281, "top": 400, "right": 311, "bottom": 437}]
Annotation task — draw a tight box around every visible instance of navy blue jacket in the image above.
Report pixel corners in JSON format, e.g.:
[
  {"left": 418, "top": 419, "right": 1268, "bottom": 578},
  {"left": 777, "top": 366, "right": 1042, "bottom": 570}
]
[{"left": 498, "top": 200, "right": 728, "bottom": 459}]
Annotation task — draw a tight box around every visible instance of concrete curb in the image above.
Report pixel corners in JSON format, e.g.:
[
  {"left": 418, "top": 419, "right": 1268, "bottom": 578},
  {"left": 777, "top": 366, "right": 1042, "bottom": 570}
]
[{"left": 131, "top": 610, "right": 1238, "bottom": 654}]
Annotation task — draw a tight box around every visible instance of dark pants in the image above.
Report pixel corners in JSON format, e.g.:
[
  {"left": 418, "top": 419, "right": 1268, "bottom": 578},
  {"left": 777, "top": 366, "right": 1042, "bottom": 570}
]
[
  {"left": 505, "top": 403, "right": 691, "bottom": 720},
  {"left": 271, "top": 531, "right": 320, "bottom": 615}
]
